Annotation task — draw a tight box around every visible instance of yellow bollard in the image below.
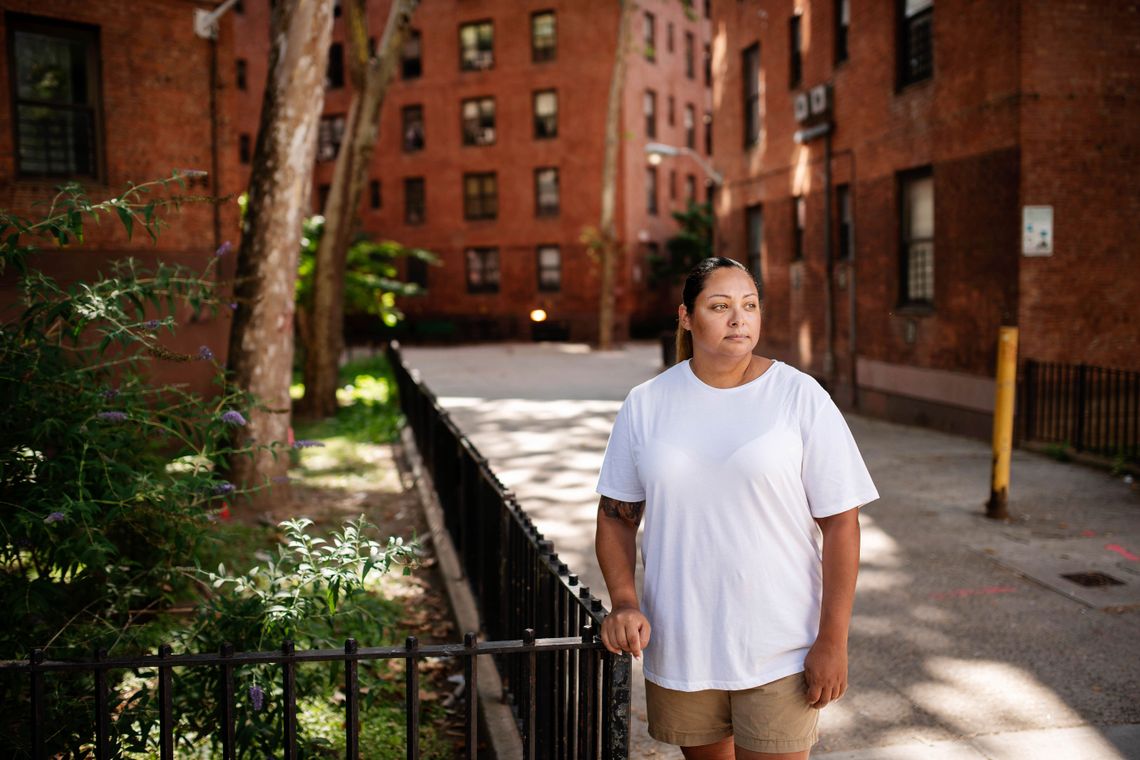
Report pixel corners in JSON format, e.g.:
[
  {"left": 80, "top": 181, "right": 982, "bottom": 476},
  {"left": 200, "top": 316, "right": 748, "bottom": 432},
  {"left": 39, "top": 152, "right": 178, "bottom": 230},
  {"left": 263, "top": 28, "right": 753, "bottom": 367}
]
[{"left": 987, "top": 326, "right": 1019, "bottom": 519}]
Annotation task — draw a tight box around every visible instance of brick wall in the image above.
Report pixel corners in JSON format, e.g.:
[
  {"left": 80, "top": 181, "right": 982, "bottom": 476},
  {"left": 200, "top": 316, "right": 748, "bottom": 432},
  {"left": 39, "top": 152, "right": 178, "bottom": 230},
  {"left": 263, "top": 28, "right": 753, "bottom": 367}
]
[{"left": 0, "top": 0, "right": 242, "bottom": 392}]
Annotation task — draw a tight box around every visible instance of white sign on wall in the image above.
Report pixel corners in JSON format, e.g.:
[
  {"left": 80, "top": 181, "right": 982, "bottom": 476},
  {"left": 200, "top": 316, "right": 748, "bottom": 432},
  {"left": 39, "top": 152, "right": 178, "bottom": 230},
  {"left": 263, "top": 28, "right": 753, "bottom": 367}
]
[{"left": 1022, "top": 206, "right": 1054, "bottom": 256}]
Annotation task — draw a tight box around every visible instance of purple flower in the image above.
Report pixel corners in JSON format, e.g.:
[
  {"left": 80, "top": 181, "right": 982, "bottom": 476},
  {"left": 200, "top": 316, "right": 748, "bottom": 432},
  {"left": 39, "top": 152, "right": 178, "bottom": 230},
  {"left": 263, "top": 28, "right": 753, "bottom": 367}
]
[
  {"left": 229, "top": 302, "right": 238, "bottom": 311},
  {"left": 101, "top": 388, "right": 120, "bottom": 401},
  {"left": 179, "top": 169, "right": 208, "bottom": 179},
  {"left": 292, "top": 440, "right": 325, "bottom": 449},
  {"left": 215, "top": 241, "right": 233, "bottom": 258},
  {"left": 97, "top": 411, "right": 128, "bottom": 422},
  {"left": 44, "top": 512, "right": 66, "bottom": 524},
  {"left": 212, "top": 481, "right": 235, "bottom": 496},
  {"left": 271, "top": 475, "right": 292, "bottom": 484},
  {"left": 197, "top": 346, "right": 215, "bottom": 361},
  {"left": 249, "top": 684, "right": 265, "bottom": 711},
  {"left": 220, "top": 410, "right": 247, "bottom": 426},
  {"left": 143, "top": 319, "right": 160, "bottom": 331}
]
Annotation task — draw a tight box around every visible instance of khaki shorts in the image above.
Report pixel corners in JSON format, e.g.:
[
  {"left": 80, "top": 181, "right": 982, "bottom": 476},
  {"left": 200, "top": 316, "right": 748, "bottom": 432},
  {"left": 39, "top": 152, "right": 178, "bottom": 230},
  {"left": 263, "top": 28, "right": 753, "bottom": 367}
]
[{"left": 645, "top": 673, "right": 819, "bottom": 753}]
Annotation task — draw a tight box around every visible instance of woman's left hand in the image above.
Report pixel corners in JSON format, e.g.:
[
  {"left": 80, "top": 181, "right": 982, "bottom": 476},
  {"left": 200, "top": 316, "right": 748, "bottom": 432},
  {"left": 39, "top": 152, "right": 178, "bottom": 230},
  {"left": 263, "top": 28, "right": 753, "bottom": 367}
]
[{"left": 803, "top": 637, "right": 848, "bottom": 709}]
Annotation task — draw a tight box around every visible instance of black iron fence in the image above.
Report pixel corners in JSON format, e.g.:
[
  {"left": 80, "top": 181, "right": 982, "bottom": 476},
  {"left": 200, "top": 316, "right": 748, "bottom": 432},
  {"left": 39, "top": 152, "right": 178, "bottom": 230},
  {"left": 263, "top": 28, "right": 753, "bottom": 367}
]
[
  {"left": 388, "top": 341, "right": 630, "bottom": 759},
  {"left": 1, "top": 631, "right": 610, "bottom": 759},
  {"left": 1020, "top": 360, "right": 1140, "bottom": 463},
  {"left": 0, "top": 343, "right": 630, "bottom": 759}
]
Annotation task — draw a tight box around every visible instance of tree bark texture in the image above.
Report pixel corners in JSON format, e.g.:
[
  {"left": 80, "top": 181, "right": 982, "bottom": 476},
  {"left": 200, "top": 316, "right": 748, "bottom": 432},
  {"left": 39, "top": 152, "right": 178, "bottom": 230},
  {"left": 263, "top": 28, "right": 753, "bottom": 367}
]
[
  {"left": 298, "top": 0, "right": 419, "bottom": 420},
  {"left": 226, "top": 0, "right": 333, "bottom": 502},
  {"left": 597, "top": 0, "right": 634, "bottom": 351}
]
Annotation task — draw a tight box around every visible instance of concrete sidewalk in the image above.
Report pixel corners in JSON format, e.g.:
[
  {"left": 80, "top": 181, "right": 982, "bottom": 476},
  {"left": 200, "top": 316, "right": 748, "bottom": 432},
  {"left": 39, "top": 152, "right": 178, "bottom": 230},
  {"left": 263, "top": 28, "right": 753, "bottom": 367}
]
[{"left": 401, "top": 342, "right": 1140, "bottom": 760}]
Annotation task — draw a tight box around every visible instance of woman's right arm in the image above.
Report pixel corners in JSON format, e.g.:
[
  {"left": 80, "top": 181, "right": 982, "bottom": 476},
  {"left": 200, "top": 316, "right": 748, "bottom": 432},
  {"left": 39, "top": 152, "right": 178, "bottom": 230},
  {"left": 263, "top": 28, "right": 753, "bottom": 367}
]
[{"left": 595, "top": 495, "right": 651, "bottom": 658}]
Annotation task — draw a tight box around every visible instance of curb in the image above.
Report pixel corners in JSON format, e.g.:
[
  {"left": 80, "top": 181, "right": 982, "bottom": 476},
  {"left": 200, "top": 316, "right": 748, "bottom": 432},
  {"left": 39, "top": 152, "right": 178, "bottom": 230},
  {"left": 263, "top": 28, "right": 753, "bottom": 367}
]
[{"left": 396, "top": 426, "right": 524, "bottom": 760}]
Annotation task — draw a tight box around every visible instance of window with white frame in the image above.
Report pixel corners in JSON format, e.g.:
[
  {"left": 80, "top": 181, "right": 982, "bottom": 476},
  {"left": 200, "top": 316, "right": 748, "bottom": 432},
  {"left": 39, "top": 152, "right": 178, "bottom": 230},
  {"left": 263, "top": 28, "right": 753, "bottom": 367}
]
[
  {"left": 534, "top": 90, "right": 557, "bottom": 138},
  {"left": 535, "top": 168, "right": 560, "bottom": 217},
  {"left": 318, "top": 114, "right": 346, "bottom": 161},
  {"left": 465, "top": 247, "right": 500, "bottom": 293},
  {"left": 461, "top": 97, "right": 495, "bottom": 146},
  {"left": 532, "top": 11, "right": 556, "bottom": 62},
  {"left": 459, "top": 20, "right": 494, "bottom": 71},
  {"left": 900, "top": 169, "right": 934, "bottom": 304},
  {"left": 537, "top": 245, "right": 561, "bottom": 291}
]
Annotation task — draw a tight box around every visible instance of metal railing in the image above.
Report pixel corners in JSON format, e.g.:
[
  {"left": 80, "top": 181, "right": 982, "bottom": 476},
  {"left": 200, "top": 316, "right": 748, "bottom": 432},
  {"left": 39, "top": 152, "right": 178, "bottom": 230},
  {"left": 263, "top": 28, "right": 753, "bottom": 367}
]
[
  {"left": 1, "top": 631, "right": 611, "bottom": 759},
  {"left": 389, "top": 340, "right": 630, "bottom": 758},
  {"left": 0, "top": 343, "right": 630, "bottom": 759},
  {"left": 1020, "top": 360, "right": 1139, "bottom": 463}
]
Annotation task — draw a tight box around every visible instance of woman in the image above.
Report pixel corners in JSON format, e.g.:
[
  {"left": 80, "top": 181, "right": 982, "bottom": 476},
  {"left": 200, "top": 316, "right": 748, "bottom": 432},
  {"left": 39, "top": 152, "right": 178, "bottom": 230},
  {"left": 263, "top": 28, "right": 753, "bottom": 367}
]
[{"left": 595, "top": 257, "right": 878, "bottom": 759}]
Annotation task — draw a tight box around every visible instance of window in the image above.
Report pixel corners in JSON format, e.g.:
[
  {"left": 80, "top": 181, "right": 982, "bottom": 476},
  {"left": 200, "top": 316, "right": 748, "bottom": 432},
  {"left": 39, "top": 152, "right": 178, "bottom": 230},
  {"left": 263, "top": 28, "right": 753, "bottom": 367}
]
[
  {"left": 464, "top": 172, "right": 498, "bottom": 220},
  {"left": 835, "top": 0, "right": 850, "bottom": 64},
  {"left": 685, "top": 174, "right": 696, "bottom": 202},
  {"left": 236, "top": 59, "right": 247, "bottom": 90},
  {"left": 837, "top": 184, "right": 853, "bottom": 260},
  {"left": 318, "top": 114, "right": 345, "bottom": 161},
  {"left": 537, "top": 245, "right": 561, "bottom": 291},
  {"left": 9, "top": 16, "right": 103, "bottom": 178},
  {"left": 684, "top": 104, "right": 696, "bottom": 149},
  {"left": 234, "top": 0, "right": 244, "bottom": 14},
  {"left": 535, "top": 168, "right": 560, "bottom": 217},
  {"left": 901, "top": 170, "right": 934, "bottom": 304},
  {"left": 402, "top": 105, "right": 424, "bottom": 152},
  {"left": 704, "top": 111, "right": 713, "bottom": 156},
  {"left": 899, "top": 0, "right": 933, "bottom": 86},
  {"left": 643, "top": 12, "right": 656, "bottom": 61},
  {"left": 465, "top": 247, "right": 500, "bottom": 293},
  {"left": 793, "top": 196, "right": 806, "bottom": 260},
  {"left": 402, "top": 30, "right": 422, "bottom": 79},
  {"left": 669, "top": 169, "right": 677, "bottom": 201},
  {"left": 406, "top": 257, "right": 428, "bottom": 289},
  {"left": 534, "top": 90, "right": 558, "bottom": 138},
  {"left": 532, "top": 11, "right": 556, "bottom": 62},
  {"left": 704, "top": 44, "right": 712, "bottom": 87},
  {"left": 404, "top": 177, "right": 425, "bottom": 225},
  {"left": 666, "top": 22, "right": 674, "bottom": 54},
  {"left": 789, "top": 15, "right": 803, "bottom": 89},
  {"left": 644, "top": 90, "right": 657, "bottom": 139},
  {"left": 746, "top": 204, "right": 764, "bottom": 297},
  {"left": 459, "top": 20, "right": 494, "bottom": 71},
  {"left": 327, "top": 42, "right": 344, "bottom": 89},
  {"left": 317, "top": 183, "right": 330, "bottom": 213},
  {"left": 369, "top": 179, "right": 382, "bottom": 210},
  {"left": 684, "top": 31, "right": 695, "bottom": 79},
  {"left": 667, "top": 95, "right": 676, "bottom": 127},
  {"left": 239, "top": 134, "right": 251, "bottom": 164},
  {"left": 647, "top": 167, "right": 659, "bottom": 216},
  {"left": 461, "top": 97, "right": 495, "bottom": 146},
  {"left": 742, "top": 44, "right": 761, "bottom": 147}
]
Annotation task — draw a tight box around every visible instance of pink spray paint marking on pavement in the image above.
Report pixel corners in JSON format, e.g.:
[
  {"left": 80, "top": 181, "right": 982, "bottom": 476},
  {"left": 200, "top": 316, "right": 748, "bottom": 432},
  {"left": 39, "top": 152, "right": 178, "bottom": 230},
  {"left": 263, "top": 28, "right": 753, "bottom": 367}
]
[
  {"left": 1105, "top": 544, "right": 1140, "bottom": 561},
  {"left": 929, "top": 586, "right": 1018, "bottom": 600}
]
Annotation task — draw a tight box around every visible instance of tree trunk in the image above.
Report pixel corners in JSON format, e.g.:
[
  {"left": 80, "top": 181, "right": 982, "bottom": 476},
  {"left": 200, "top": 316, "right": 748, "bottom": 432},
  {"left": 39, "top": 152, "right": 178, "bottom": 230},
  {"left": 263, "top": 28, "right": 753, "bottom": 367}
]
[
  {"left": 596, "top": 0, "right": 634, "bottom": 351},
  {"left": 226, "top": 0, "right": 334, "bottom": 505},
  {"left": 297, "top": 0, "right": 419, "bottom": 420}
]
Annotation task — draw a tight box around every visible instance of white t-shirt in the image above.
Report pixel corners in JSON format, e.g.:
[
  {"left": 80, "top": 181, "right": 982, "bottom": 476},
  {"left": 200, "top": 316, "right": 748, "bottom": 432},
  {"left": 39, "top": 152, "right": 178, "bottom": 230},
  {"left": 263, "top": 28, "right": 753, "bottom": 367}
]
[{"left": 596, "top": 359, "right": 879, "bottom": 691}]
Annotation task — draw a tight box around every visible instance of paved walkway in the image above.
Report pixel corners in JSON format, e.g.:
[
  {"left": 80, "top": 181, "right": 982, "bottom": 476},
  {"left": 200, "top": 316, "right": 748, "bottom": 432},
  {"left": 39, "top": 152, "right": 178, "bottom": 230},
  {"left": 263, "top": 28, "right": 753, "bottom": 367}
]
[{"left": 401, "top": 342, "right": 1140, "bottom": 760}]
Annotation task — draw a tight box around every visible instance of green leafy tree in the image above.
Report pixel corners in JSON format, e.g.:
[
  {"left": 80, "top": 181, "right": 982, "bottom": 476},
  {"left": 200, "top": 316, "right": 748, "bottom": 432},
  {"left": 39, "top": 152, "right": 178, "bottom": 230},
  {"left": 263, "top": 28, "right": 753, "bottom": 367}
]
[{"left": 650, "top": 200, "right": 714, "bottom": 287}]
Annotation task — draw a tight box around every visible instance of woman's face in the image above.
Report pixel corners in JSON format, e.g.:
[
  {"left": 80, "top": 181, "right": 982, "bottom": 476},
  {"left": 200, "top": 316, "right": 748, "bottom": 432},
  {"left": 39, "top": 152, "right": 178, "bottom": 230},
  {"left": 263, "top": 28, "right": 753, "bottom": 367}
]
[{"left": 679, "top": 267, "right": 761, "bottom": 360}]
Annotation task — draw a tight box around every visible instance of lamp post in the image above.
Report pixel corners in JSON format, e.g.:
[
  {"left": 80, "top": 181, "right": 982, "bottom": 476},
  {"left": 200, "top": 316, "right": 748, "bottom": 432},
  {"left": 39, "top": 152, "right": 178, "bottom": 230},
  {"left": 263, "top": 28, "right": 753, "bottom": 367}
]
[{"left": 645, "top": 142, "right": 723, "bottom": 255}]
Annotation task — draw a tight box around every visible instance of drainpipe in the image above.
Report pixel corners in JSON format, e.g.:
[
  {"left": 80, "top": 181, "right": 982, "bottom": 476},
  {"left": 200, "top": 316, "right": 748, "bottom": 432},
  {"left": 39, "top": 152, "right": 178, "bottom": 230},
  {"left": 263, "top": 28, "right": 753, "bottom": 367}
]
[{"left": 822, "top": 128, "right": 835, "bottom": 389}]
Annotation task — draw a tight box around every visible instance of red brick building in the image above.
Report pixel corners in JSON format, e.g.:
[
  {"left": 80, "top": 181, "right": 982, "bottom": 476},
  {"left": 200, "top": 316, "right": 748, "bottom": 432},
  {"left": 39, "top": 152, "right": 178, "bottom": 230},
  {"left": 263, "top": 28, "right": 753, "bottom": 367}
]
[
  {"left": 712, "top": 0, "right": 1139, "bottom": 436},
  {"left": 0, "top": 0, "right": 242, "bottom": 394},
  {"left": 231, "top": 0, "right": 713, "bottom": 343}
]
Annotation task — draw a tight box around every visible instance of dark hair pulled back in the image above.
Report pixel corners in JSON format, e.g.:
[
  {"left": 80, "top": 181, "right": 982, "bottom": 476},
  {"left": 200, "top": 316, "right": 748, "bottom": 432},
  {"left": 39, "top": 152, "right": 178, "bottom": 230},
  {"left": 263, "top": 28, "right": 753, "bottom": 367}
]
[{"left": 674, "top": 257, "right": 758, "bottom": 363}]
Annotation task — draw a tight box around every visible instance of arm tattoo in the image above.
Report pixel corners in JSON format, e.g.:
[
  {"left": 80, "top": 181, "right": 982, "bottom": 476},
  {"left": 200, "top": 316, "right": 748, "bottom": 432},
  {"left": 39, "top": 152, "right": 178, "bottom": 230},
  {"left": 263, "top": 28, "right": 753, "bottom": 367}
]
[{"left": 600, "top": 496, "right": 645, "bottom": 527}]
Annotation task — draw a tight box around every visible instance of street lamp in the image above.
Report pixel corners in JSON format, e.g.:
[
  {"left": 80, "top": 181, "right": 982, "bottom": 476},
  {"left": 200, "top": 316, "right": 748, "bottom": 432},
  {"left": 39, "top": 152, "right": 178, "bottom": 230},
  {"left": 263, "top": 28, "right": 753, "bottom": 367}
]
[
  {"left": 644, "top": 141, "right": 723, "bottom": 257},
  {"left": 645, "top": 142, "right": 723, "bottom": 187}
]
